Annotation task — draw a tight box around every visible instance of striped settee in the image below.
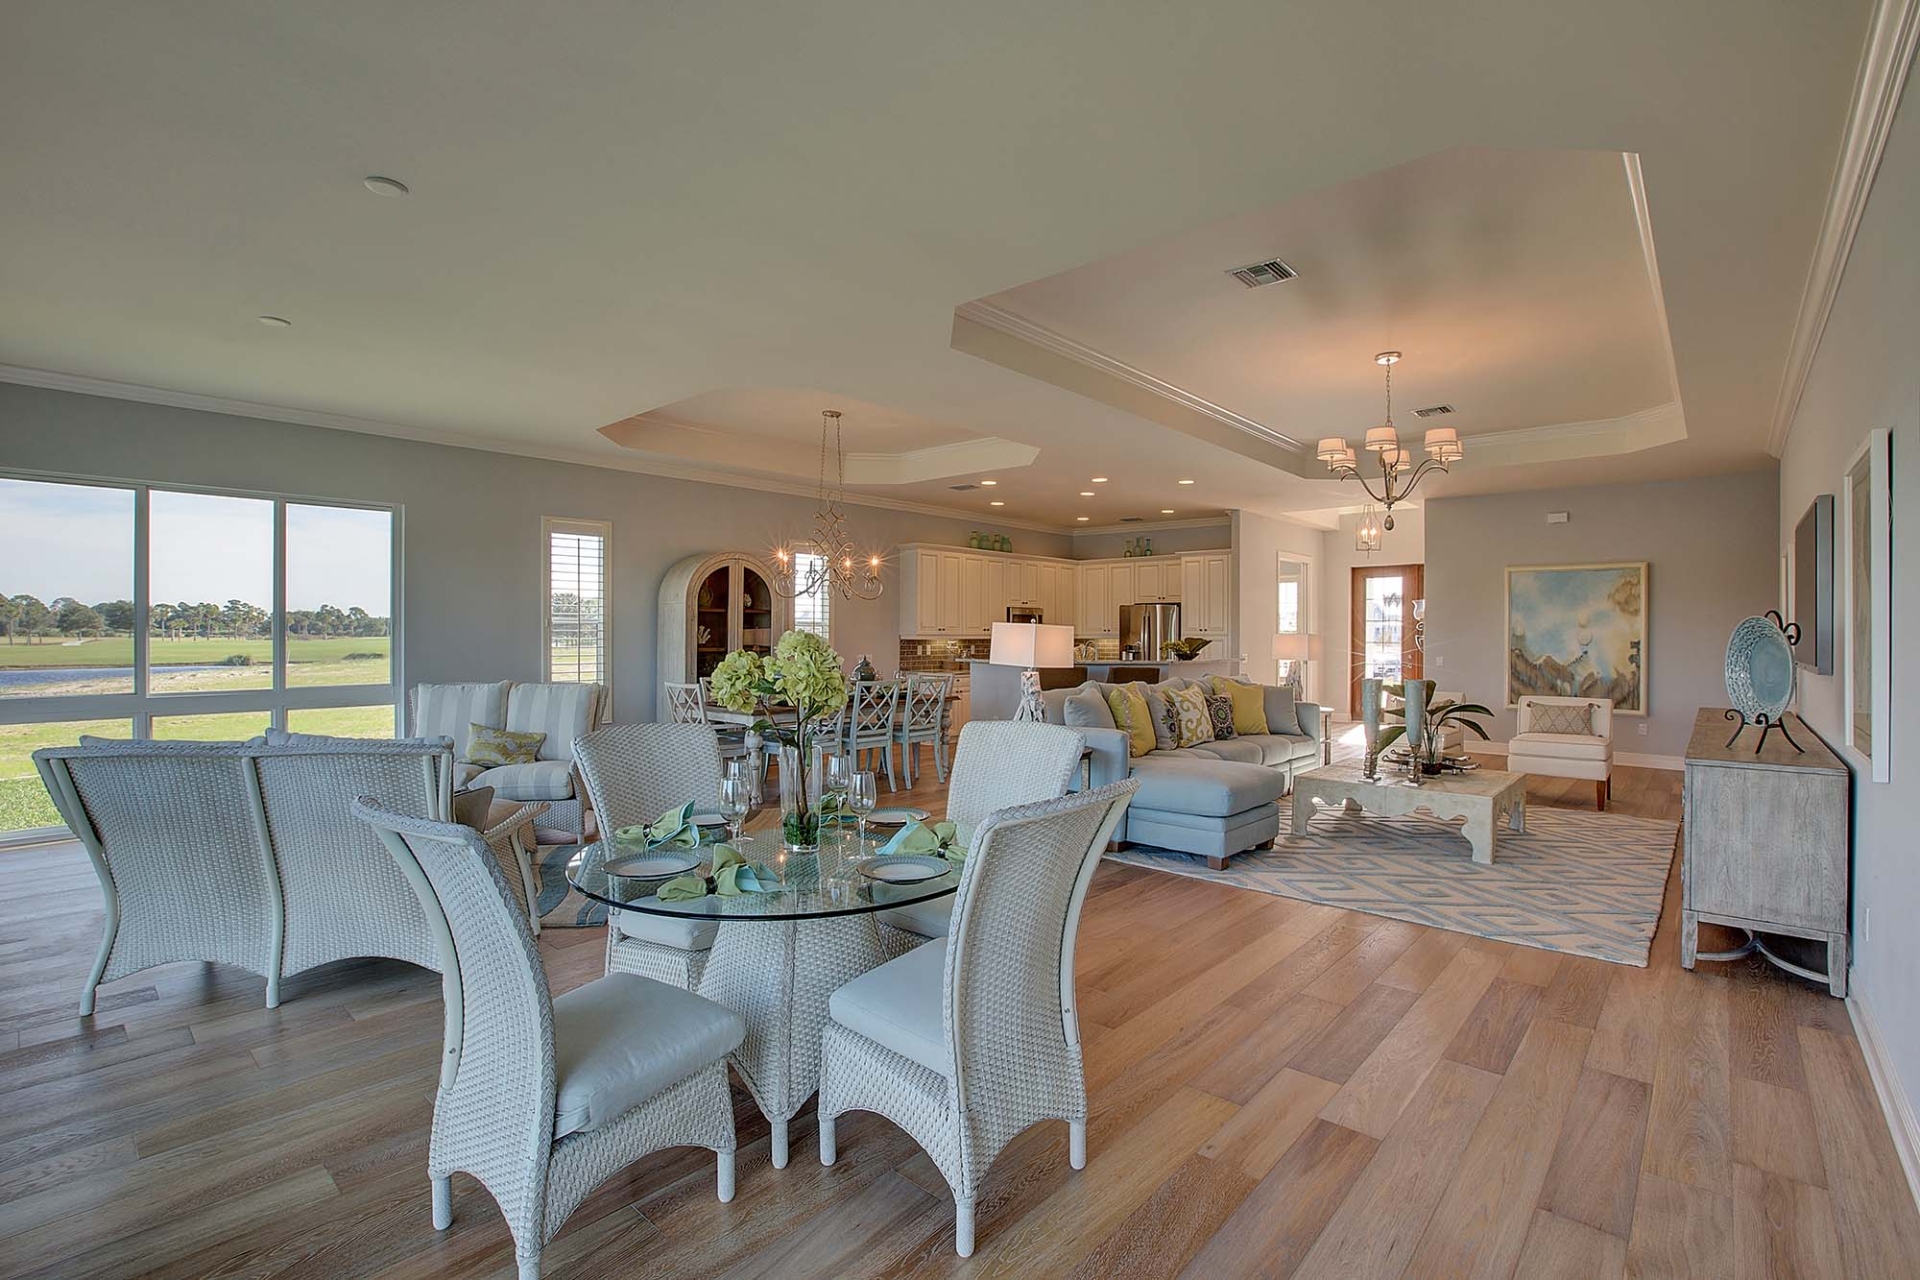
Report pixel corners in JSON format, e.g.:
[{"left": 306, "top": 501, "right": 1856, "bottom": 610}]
[{"left": 410, "top": 681, "right": 605, "bottom": 841}]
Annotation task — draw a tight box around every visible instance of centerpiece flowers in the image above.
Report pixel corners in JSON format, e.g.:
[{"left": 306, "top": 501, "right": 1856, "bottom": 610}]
[{"left": 708, "top": 629, "right": 850, "bottom": 854}]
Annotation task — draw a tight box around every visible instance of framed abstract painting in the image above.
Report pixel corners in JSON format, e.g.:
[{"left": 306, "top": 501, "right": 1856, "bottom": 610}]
[
  {"left": 1505, "top": 562, "right": 1648, "bottom": 714},
  {"left": 1842, "top": 428, "right": 1891, "bottom": 783}
]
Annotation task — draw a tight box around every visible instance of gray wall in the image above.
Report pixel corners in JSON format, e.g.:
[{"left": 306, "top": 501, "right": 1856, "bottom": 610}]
[
  {"left": 0, "top": 383, "right": 1070, "bottom": 720},
  {"left": 1070, "top": 521, "right": 1231, "bottom": 560},
  {"left": 1424, "top": 470, "right": 1779, "bottom": 759},
  {"left": 1779, "top": 64, "right": 1920, "bottom": 1123}
]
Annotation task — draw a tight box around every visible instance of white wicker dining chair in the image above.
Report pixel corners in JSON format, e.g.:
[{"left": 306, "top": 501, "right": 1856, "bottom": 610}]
[
  {"left": 874, "top": 720, "right": 1088, "bottom": 960},
  {"left": 352, "top": 797, "right": 742, "bottom": 1280},
  {"left": 573, "top": 723, "right": 728, "bottom": 991},
  {"left": 817, "top": 778, "right": 1138, "bottom": 1256},
  {"left": 838, "top": 679, "right": 903, "bottom": 791},
  {"left": 895, "top": 672, "right": 954, "bottom": 788}
]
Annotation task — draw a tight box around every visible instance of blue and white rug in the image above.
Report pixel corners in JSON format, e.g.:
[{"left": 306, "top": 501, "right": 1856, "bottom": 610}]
[{"left": 1108, "top": 798, "right": 1678, "bottom": 967}]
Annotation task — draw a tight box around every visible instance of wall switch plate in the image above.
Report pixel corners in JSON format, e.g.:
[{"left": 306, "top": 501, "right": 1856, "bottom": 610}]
[
  {"left": 1863, "top": 906, "right": 1871, "bottom": 941},
  {"left": 1546, "top": 511, "right": 1570, "bottom": 524},
  {"left": 1433, "top": 655, "right": 1444, "bottom": 666},
  {"left": 1637, "top": 722, "right": 1648, "bottom": 735}
]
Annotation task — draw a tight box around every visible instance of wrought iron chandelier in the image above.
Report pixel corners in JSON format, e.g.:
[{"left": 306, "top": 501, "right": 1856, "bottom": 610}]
[
  {"left": 1317, "top": 352, "right": 1463, "bottom": 530},
  {"left": 771, "top": 409, "right": 884, "bottom": 602}
]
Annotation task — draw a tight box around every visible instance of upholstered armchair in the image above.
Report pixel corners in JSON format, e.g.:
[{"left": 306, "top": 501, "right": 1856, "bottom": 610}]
[{"left": 1507, "top": 695, "right": 1614, "bottom": 808}]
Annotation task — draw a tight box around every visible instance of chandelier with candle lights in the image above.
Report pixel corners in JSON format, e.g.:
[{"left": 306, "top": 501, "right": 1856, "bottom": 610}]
[
  {"left": 771, "top": 409, "right": 884, "bottom": 602},
  {"left": 1317, "top": 352, "right": 1463, "bottom": 530}
]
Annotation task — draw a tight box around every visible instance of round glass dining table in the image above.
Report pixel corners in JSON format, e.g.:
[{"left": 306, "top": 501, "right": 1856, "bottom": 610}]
[{"left": 567, "top": 822, "right": 960, "bottom": 1168}]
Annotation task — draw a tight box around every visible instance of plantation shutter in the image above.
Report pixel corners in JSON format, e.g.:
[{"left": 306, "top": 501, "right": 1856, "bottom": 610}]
[{"left": 544, "top": 519, "right": 610, "bottom": 702}]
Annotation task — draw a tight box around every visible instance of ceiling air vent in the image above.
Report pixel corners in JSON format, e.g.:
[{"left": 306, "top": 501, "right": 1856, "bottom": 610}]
[
  {"left": 1227, "top": 258, "right": 1298, "bottom": 288},
  {"left": 1119, "top": 516, "right": 1145, "bottom": 523},
  {"left": 947, "top": 483, "right": 979, "bottom": 491},
  {"left": 1412, "top": 404, "right": 1455, "bottom": 418}
]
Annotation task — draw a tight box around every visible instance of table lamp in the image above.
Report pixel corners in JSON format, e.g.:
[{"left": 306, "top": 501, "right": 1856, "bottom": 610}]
[
  {"left": 991, "top": 622, "right": 1075, "bottom": 722},
  {"left": 1271, "top": 632, "right": 1323, "bottom": 697}
]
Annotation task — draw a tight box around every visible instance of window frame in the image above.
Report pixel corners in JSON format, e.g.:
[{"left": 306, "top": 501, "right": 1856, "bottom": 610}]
[
  {"left": 790, "top": 550, "right": 831, "bottom": 642},
  {"left": 540, "top": 516, "right": 612, "bottom": 717},
  {"left": 0, "top": 466, "right": 403, "bottom": 846}
]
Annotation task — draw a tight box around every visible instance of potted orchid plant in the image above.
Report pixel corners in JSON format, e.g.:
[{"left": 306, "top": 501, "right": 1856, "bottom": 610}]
[{"left": 708, "top": 629, "right": 849, "bottom": 853}]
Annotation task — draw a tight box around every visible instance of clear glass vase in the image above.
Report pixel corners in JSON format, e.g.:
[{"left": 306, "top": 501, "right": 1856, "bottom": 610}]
[{"left": 777, "top": 743, "right": 825, "bottom": 854}]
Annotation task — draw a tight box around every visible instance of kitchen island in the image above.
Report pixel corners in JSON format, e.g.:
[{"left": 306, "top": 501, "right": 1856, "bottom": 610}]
[{"left": 966, "top": 657, "right": 1240, "bottom": 721}]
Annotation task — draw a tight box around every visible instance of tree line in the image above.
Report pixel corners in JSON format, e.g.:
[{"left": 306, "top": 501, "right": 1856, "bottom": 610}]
[{"left": 0, "top": 594, "right": 391, "bottom": 644}]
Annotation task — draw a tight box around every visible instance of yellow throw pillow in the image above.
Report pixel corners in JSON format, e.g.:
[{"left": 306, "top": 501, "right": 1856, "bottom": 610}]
[
  {"left": 1210, "top": 676, "right": 1270, "bottom": 736},
  {"left": 1166, "top": 684, "right": 1216, "bottom": 748},
  {"left": 1104, "top": 684, "right": 1156, "bottom": 758},
  {"left": 468, "top": 723, "right": 545, "bottom": 767}
]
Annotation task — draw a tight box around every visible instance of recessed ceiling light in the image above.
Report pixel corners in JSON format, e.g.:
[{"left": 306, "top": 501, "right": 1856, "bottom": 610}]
[
  {"left": 1079, "top": 491, "right": 1095, "bottom": 497},
  {"left": 1076, "top": 516, "right": 1090, "bottom": 522},
  {"left": 363, "top": 175, "right": 411, "bottom": 197},
  {"left": 989, "top": 500, "right": 1004, "bottom": 506},
  {"left": 256, "top": 315, "right": 291, "bottom": 328},
  {"left": 979, "top": 479, "right": 998, "bottom": 486},
  {"left": 1177, "top": 478, "right": 1195, "bottom": 485},
  {"left": 1091, "top": 476, "right": 1109, "bottom": 483},
  {"left": 1161, "top": 508, "right": 1175, "bottom": 514}
]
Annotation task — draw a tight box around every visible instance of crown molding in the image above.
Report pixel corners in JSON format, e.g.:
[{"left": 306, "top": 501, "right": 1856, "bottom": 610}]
[
  {"left": 953, "top": 300, "right": 1307, "bottom": 453},
  {"left": 1622, "top": 152, "right": 1685, "bottom": 409},
  {"left": 0, "top": 363, "right": 1072, "bottom": 533},
  {"left": 1768, "top": 0, "right": 1920, "bottom": 457},
  {"left": 1071, "top": 515, "right": 1232, "bottom": 537}
]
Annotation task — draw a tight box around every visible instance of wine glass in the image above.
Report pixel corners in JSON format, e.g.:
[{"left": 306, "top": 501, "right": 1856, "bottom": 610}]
[
  {"left": 718, "top": 775, "right": 751, "bottom": 845},
  {"left": 825, "top": 753, "right": 852, "bottom": 799},
  {"left": 849, "top": 770, "right": 878, "bottom": 847}
]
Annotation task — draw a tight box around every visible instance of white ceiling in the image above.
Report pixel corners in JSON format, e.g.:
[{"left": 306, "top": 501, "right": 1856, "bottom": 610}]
[{"left": 0, "top": 1, "right": 1873, "bottom": 530}]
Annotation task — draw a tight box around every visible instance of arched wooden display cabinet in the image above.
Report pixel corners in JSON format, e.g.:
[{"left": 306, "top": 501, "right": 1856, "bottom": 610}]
[{"left": 657, "top": 552, "right": 792, "bottom": 689}]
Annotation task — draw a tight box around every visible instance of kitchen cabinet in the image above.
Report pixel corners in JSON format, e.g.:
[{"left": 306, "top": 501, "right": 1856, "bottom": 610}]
[
  {"left": 899, "top": 547, "right": 967, "bottom": 637},
  {"left": 977, "top": 558, "right": 1005, "bottom": 635},
  {"left": 1131, "top": 559, "right": 1180, "bottom": 603},
  {"left": 1078, "top": 564, "right": 1113, "bottom": 637},
  {"left": 1006, "top": 560, "right": 1042, "bottom": 607},
  {"left": 1041, "top": 563, "right": 1076, "bottom": 628},
  {"left": 1109, "top": 562, "right": 1136, "bottom": 615},
  {"left": 1180, "top": 552, "right": 1231, "bottom": 639},
  {"left": 959, "top": 555, "right": 985, "bottom": 637}
]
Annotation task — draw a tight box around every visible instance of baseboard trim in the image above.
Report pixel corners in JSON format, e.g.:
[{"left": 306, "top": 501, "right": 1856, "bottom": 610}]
[
  {"left": 1848, "top": 984, "right": 1920, "bottom": 1214},
  {"left": 1465, "top": 741, "right": 1683, "bottom": 772}
]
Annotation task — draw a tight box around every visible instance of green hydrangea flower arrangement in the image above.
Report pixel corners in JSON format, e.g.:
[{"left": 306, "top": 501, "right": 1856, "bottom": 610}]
[{"left": 709, "top": 630, "right": 849, "bottom": 849}]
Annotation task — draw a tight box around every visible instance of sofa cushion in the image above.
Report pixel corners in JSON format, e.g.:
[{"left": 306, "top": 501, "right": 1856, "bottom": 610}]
[
  {"left": 1165, "top": 684, "right": 1215, "bottom": 748},
  {"left": 507, "top": 683, "right": 600, "bottom": 763},
  {"left": 1104, "top": 684, "right": 1156, "bottom": 758},
  {"left": 1527, "top": 702, "right": 1594, "bottom": 736},
  {"left": 1210, "top": 677, "right": 1270, "bottom": 736},
  {"left": 877, "top": 896, "right": 953, "bottom": 941},
  {"left": 1205, "top": 694, "right": 1237, "bottom": 740},
  {"left": 1062, "top": 688, "right": 1116, "bottom": 733},
  {"left": 550, "top": 973, "right": 744, "bottom": 1138},
  {"left": 829, "top": 937, "right": 952, "bottom": 1076},
  {"left": 1127, "top": 755, "right": 1288, "bottom": 817},
  {"left": 454, "top": 761, "right": 485, "bottom": 788},
  {"left": 1235, "top": 733, "right": 1318, "bottom": 768},
  {"left": 413, "top": 682, "right": 511, "bottom": 759},
  {"left": 1262, "top": 685, "right": 1302, "bottom": 737},
  {"left": 1186, "top": 738, "right": 1264, "bottom": 765},
  {"left": 1508, "top": 732, "right": 1612, "bottom": 762},
  {"left": 1141, "top": 686, "right": 1181, "bottom": 751},
  {"left": 612, "top": 906, "right": 722, "bottom": 951},
  {"left": 471, "top": 759, "right": 577, "bottom": 801}
]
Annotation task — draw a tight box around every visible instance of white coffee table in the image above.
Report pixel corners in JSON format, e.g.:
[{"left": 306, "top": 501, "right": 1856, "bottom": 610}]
[{"left": 1290, "top": 761, "right": 1528, "bottom": 865}]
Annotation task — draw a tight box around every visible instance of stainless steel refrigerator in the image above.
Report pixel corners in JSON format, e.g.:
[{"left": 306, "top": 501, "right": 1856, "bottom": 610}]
[{"left": 1119, "top": 602, "right": 1181, "bottom": 661}]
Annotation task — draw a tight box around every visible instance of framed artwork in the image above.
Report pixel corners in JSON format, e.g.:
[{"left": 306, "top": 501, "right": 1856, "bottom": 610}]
[
  {"left": 1505, "top": 562, "right": 1648, "bottom": 714},
  {"left": 1842, "top": 429, "right": 1891, "bottom": 782}
]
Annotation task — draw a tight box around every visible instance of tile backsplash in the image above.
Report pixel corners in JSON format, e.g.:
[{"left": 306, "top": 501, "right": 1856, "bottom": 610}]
[{"left": 896, "top": 638, "right": 988, "bottom": 672}]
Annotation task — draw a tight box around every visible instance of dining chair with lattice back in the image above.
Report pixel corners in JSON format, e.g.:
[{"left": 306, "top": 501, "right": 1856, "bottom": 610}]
[
  {"left": 818, "top": 778, "right": 1139, "bottom": 1256},
  {"left": 838, "top": 679, "right": 903, "bottom": 792},
  {"left": 664, "top": 680, "right": 754, "bottom": 771},
  {"left": 895, "top": 672, "right": 953, "bottom": 788},
  {"left": 352, "top": 797, "right": 743, "bottom": 1280},
  {"left": 573, "top": 723, "right": 728, "bottom": 991}
]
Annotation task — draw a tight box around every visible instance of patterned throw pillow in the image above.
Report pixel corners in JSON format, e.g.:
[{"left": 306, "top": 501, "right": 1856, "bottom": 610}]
[
  {"left": 1103, "top": 684, "right": 1156, "bottom": 758},
  {"left": 1529, "top": 702, "right": 1595, "bottom": 736},
  {"left": 1209, "top": 676, "right": 1269, "bottom": 736},
  {"left": 1205, "top": 694, "right": 1237, "bottom": 740},
  {"left": 1142, "top": 686, "right": 1181, "bottom": 751},
  {"left": 1166, "top": 684, "right": 1215, "bottom": 748},
  {"left": 468, "top": 723, "right": 546, "bottom": 767}
]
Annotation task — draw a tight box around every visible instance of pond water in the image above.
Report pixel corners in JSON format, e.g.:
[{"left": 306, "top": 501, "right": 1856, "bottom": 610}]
[{"left": 0, "top": 664, "right": 223, "bottom": 690}]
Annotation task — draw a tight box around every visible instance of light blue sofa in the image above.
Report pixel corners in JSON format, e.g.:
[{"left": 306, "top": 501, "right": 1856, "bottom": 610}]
[{"left": 1037, "top": 677, "right": 1324, "bottom": 868}]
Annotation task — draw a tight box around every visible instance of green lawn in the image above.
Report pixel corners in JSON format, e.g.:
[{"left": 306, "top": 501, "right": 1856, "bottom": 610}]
[
  {"left": 0, "top": 702, "right": 397, "bottom": 835},
  {"left": 0, "top": 636, "right": 390, "bottom": 696}
]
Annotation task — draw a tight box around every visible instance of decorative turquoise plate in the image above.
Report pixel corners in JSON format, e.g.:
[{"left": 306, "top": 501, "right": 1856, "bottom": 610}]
[{"left": 1725, "top": 615, "right": 1795, "bottom": 722}]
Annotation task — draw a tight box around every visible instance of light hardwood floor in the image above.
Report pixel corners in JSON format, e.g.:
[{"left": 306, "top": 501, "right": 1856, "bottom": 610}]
[{"left": 2, "top": 755, "right": 1916, "bottom": 1278}]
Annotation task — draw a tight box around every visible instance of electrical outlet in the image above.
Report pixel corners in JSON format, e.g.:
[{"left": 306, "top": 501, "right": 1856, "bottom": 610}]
[
  {"left": 1637, "top": 723, "right": 1648, "bottom": 736},
  {"left": 1433, "top": 655, "right": 1445, "bottom": 667}
]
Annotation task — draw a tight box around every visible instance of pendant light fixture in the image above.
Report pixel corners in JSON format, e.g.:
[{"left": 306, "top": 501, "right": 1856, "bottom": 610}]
[{"left": 771, "top": 409, "right": 884, "bottom": 602}]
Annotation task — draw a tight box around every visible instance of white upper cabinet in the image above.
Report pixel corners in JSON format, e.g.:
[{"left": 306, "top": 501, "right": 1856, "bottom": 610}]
[
  {"left": 977, "top": 557, "right": 1005, "bottom": 634},
  {"left": 1179, "top": 552, "right": 1232, "bottom": 638},
  {"left": 1078, "top": 564, "right": 1112, "bottom": 637},
  {"left": 1131, "top": 559, "right": 1180, "bottom": 603}
]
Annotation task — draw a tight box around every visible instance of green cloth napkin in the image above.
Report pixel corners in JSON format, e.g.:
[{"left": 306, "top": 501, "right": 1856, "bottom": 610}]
[
  {"left": 817, "top": 791, "right": 851, "bottom": 821},
  {"left": 656, "top": 843, "right": 780, "bottom": 901},
  {"left": 657, "top": 874, "right": 708, "bottom": 901},
  {"left": 614, "top": 801, "right": 698, "bottom": 849},
  {"left": 879, "top": 819, "right": 963, "bottom": 862}
]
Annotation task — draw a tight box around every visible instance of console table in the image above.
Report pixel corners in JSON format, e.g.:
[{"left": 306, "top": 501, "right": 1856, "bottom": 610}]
[{"left": 1681, "top": 707, "right": 1849, "bottom": 995}]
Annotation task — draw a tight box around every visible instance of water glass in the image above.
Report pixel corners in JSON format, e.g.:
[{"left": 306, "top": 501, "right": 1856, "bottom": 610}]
[
  {"left": 849, "top": 770, "right": 878, "bottom": 846},
  {"left": 718, "top": 776, "right": 751, "bottom": 844}
]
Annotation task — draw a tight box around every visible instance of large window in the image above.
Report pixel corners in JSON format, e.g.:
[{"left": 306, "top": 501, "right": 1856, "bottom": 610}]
[
  {"left": 0, "top": 472, "right": 400, "bottom": 842},
  {"left": 791, "top": 552, "right": 830, "bottom": 640},
  {"left": 544, "top": 517, "right": 609, "bottom": 698}
]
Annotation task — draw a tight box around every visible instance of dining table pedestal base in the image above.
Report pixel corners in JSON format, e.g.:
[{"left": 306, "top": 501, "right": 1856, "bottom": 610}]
[{"left": 698, "top": 912, "right": 887, "bottom": 1167}]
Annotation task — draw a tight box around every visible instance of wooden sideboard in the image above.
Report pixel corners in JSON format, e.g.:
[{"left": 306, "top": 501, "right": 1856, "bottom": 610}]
[{"left": 1681, "top": 707, "right": 1850, "bottom": 995}]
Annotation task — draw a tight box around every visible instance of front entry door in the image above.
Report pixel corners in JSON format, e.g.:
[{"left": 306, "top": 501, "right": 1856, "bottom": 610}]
[{"left": 1350, "top": 564, "right": 1424, "bottom": 717}]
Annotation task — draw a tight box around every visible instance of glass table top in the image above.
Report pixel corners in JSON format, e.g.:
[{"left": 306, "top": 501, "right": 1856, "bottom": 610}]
[{"left": 566, "top": 822, "right": 962, "bottom": 922}]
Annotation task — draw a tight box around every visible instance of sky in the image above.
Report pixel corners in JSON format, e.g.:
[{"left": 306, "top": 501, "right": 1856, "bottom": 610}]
[{"left": 0, "top": 478, "right": 391, "bottom": 613}]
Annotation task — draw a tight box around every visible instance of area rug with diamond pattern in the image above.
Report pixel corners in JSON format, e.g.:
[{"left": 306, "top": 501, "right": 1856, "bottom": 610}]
[{"left": 1107, "top": 798, "right": 1678, "bottom": 966}]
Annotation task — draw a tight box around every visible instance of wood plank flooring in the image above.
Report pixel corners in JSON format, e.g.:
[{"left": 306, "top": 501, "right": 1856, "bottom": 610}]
[{"left": 3, "top": 754, "right": 1916, "bottom": 1278}]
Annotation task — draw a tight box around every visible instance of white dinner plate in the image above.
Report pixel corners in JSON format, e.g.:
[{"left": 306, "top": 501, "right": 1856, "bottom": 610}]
[
  {"left": 863, "top": 807, "right": 931, "bottom": 828},
  {"left": 855, "top": 855, "right": 950, "bottom": 884},
  {"left": 601, "top": 850, "right": 701, "bottom": 879},
  {"left": 689, "top": 812, "right": 727, "bottom": 828}
]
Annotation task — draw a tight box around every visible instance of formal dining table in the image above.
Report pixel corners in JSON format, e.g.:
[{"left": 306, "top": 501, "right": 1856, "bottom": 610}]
[{"left": 566, "top": 819, "right": 960, "bottom": 1167}]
